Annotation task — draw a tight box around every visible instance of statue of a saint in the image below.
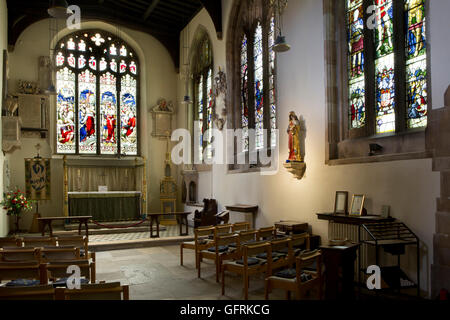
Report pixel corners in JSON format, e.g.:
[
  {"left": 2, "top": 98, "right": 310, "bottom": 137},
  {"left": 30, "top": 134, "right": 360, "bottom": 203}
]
[{"left": 287, "top": 111, "right": 302, "bottom": 162}]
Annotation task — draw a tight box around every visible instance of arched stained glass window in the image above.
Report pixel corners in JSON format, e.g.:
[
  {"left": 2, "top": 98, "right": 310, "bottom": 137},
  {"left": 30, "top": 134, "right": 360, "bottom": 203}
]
[
  {"left": 56, "top": 30, "right": 139, "bottom": 156},
  {"left": 238, "top": 12, "right": 277, "bottom": 154},
  {"left": 193, "top": 33, "right": 213, "bottom": 162},
  {"left": 346, "top": 0, "right": 428, "bottom": 135}
]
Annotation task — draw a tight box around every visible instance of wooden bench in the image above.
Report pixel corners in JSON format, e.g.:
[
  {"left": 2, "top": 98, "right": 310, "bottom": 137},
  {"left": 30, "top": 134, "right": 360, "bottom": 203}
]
[
  {"left": 148, "top": 212, "right": 191, "bottom": 238},
  {"left": 38, "top": 216, "right": 92, "bottom": 237}
]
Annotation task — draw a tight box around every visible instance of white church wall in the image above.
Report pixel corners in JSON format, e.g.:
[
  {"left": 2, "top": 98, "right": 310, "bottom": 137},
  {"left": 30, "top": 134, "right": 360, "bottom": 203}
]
[
  {"left": 179, "top": 0, "right": 446, "bottom": 296},
  {"left": 0, "top": 0, "right": 8, "bottom": 236},
  {"left": 6, "top": 19, "right": 178, "bottom": 229}
]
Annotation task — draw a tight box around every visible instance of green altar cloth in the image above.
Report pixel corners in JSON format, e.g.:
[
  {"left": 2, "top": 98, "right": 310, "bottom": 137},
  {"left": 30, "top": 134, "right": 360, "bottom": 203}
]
[{"left": 68, "top": 191, "right": 141, "bottom": 222}]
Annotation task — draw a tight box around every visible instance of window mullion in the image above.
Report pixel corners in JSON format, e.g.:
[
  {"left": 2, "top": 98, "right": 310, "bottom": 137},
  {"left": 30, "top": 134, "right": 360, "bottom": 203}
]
[
  {"left": 248, "top": 33, "right": 256, "bottom": 135},
  {"left": 393, "top": 0, "right": 407, "bottom": 133},
  {"left": 262, "top": 17, "right": 270, "bottom": 151},
  {"left": 75, "top": 58, "right": 80, "bottom": 155},
  {"left": 363, "top": 0, "right": 376, "bottom": 137}
]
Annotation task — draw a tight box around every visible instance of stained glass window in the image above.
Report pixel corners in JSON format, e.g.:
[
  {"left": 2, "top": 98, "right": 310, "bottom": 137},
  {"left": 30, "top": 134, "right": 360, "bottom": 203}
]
[
  {"left": 120, "top": 75, "right": 138, "bottom": 155},
  {"left": 241, "top": 34, "right": 249, "bottom": 152},
  {"left": 78, "top": 70, "right": 97, "bottom": 154},
  {"left": 269, "top": 17, "right": 277, "bottom": 148},
  {"left": 238, "top": 14, "right": 278, "bottom": 155},
  {"left": 405, "top": 0, "right": 427, "bottom": 129},
  {"left": 56, "top": 67, "right": 76, "bottom": 154},
  {"left": 254, "top": 22, "right": 264, "bottom": 150},
  {"left": 347, "top": 0, "right": 366, "bottom": 129},
  {"left": 55, "top": 30, "right": 139, "bottom": 156},
  {"left": 346, "top": 0, "right": 428, "bottom": 135},
  {"left": 193, "top": 34, "right": 213, "bottom": 162}
]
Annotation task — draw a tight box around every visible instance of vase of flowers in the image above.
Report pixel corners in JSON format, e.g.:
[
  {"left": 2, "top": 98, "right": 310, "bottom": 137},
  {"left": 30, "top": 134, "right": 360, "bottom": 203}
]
[{"left": 1, "top": 188, "right": 33, "bottom": 233}]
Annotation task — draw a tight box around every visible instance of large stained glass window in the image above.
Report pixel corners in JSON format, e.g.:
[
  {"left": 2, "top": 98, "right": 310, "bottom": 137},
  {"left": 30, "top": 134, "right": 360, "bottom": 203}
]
[
  {"left": 193, "top": 34, "right": 213, "bottom": 162},
  {"left": 239, "top": 15, "right": 277, "bottom": 154},
  {"left": 346, "top": 0, "right": 428, "bottom": 135},
  {"left": 55, "top": 30, "right": 139, "bottom": 155}
]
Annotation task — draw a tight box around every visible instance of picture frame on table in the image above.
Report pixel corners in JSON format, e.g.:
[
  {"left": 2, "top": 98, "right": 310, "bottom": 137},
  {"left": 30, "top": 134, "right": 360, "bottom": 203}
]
[
  {"left": 349, "top": 194, "right": 365, "bottom": 216},
  {"left": 334, "top": 191, "right": 348, "bottom": 215}
]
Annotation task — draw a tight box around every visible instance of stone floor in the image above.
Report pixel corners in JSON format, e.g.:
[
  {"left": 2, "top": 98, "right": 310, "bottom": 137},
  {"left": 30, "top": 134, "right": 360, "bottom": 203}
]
[{"left": 95, "top": 245, "right": 288, "bottom": 300}]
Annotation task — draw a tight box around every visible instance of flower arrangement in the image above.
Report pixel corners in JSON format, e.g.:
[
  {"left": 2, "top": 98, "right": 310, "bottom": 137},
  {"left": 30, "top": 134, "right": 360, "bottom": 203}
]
[{"left": 1, "top": 188, "right": 33, "bottom": 216}]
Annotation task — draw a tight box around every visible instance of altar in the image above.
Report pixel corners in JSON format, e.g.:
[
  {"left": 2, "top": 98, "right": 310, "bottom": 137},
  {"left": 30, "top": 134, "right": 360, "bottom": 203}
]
[{"left": 68, "top": 191, "right": 142, "bottom": 222}]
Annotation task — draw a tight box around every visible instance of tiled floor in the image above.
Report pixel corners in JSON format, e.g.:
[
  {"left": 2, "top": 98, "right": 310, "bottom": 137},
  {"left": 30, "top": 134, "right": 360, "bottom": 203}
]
[
  {"left": 95, "top": 245, "right": 289, "bottom": 300},
  {"left": 89, "top": 225, "right": 193, "bottom": 242}
]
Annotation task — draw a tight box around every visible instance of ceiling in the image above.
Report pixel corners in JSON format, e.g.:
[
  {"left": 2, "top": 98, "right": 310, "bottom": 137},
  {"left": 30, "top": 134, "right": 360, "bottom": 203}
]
[{"left": 7, "top": 0, "right": 222, "bottom": 69}]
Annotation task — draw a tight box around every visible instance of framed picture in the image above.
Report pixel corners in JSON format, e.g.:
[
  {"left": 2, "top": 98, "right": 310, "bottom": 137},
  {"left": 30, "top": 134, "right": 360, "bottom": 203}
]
[
  {"left": 334, "top": 191, "right": 348, "bottom": 214},
  {"left": 350, "top": 194, "right": 365, "bottom": 216}
]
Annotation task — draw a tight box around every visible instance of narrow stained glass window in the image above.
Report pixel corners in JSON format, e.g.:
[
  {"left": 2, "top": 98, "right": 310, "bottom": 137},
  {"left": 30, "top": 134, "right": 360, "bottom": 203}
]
[
  {"left": 100, "top": 72, "right": 118, "bottom": 155},
  {"left": 269, "top": 16, "right": 277, "bottom": 148},
  {"left": 120, "top": 75, "right": 138, "bottom": 155},
  {"left": 206, "top": 69, "right": 213, "bottom": 159},
  {"left": 56, "top": 67, "right": 76, "bottom": 154},
  {"left": 254, "top": 22, "right": 264, "bottom": 150},
  {"left": 347, "top": 0, "right": 366, "bottom": 129},
  {"left": 405, "top": 0, "right": 427, "bottom": 129},
  {"left": 241, "top": 34, "right": 249, "bottom": 152},
  {"left": 78, "top": 70, "right": 97, "bottom": 154},
  {"left": 197, "top": 76, "right": 204, "bottom": 162}
]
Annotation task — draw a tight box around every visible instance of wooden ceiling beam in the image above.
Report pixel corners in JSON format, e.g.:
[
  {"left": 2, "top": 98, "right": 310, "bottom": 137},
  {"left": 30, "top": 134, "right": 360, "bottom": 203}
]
[{"left": 142, "top": 0, "right": 160, "bottom": 21}]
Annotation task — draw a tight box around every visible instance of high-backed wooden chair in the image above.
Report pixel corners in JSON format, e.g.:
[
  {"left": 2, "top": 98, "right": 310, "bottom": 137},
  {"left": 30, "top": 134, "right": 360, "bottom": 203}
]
[
  {"left": 0, "top": 285, "right": 55, "bottom": 300},
  {"left": 257, "top": 226, "right": 277, "bottom": 241},
  {"left": 0, "top": 237, "right": 22, "bottom": 248},
  {"left": 46, "top": 259, "right": 95, "bottom": 284},
  {"left": 23, "top": 237, "right": 57, "bottom": 248},
  {"left": 56, "top": 235, "right": 95, "bottom": 262},
  {"left": 221, "top": 241, "right": 273, "bottom": 300},
  {"left": 0, "top": 261, "right": 48, "bottom": 285},
  {"left": 0, "top": 248, "right": 41, "bottom": 262},
  {"left": 55, "top": 282, "right": 129, "bottom": 300},
  {"left": 232, "top": 222, "right": 251, "bottom": 233},
  {"left": 265, "top": 250, "right": 323, "bottom": 300},
  {"left": 198, "top": 233, "right": 240, "bottom": 282},
  {"left": 41, "top": 247, "right": 81, "bottom": 262},
  {"left": 180, "top": 226, "right": 215, "bottom": 267}
]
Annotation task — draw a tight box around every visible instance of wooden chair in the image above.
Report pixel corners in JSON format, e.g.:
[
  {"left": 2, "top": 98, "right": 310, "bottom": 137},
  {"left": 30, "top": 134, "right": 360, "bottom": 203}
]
[
  {"left": 56, "top": 235, "right": 95, "bottom": 262},
  {"left": 46, "top": 259, "right": 95, "bottom": 284},
  {"left": 269, "top": 238, "right": 293, "bottom": 272},
  {"left": 198, "top": 233, "right": 240, "bottom": 283},
  {"left": 232, "top": 222, "right": 251, "bottom": 233},
  {"left": 214, "top": 224, "right": 233, "bottom": 236},
  {"left": 0, "top": 248, "right": 41, "bottom": 262},
  {"left": 41, "top": 247, "right": 81, "bottom": 263},
  {"left": 55, "top": 282, "right": 129, "bottom": 300},
  {"left": 23, "top": 237, "right": 57, "bottom": 248},
  {"left": 0, "top": 237, "right": 22, "bottom": 248},
  {"left": 0, "top": 285, "right": 55, "bottom": 300},
  {"left": 274, "top": 233, "right": 310, "bottom": 260},
  {"left": 180, "top": 226, "right": 215, "bottom": 267},
  {"left": 257, "top": 226, "right": 277, "bottom": 240},
  {"left": 221, "top": 241, "right": 272, "bottom": 300},
  {"left": 0, "top": 261, "right": 48, "bottom": 285},
  {"left": 265, "top": 250, "right": 323, "bottom": 300}
]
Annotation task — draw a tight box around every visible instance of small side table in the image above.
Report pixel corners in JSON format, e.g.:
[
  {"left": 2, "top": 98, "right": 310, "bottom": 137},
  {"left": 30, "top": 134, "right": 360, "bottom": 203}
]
[{"left": 320, "top": 243, "right": 359, "bottom": 300}]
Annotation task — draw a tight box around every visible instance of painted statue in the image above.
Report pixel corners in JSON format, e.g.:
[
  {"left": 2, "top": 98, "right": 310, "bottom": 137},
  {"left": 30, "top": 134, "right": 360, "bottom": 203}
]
[{"left": 287, "top": 111, "right": 302, "bottom": 162}]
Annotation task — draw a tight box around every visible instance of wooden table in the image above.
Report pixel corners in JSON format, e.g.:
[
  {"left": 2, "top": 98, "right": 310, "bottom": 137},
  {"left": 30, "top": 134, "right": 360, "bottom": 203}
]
[
  {"left": 148, "top": 212, "right": 191, "bottom": 238},
  {"left": 38, "top": 216, "right": 92, "bottom": 237},
  {"left": 316, "top": 213, "right": 395, "bottom": 225},
  {"left": 274, "top": 220, "right": 309, "bottom": 235},
  {"left": 320, "top": 243, "right": 359, "bottom": 300},
  {"left": 225, "top": 204, "right": 258, "bottom": 228}
]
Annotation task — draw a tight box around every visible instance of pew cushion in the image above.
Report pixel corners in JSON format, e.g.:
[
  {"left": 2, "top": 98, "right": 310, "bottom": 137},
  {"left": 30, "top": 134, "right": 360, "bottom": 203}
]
[
  {"left": 5, "top": 279, "right": 41, "bottom": 287},
  {"left": 235, "top": 258, "right": 260, "bottom": 266},
  {"left": 207, "top": 245, "right": 229, "bottom": 253}
]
